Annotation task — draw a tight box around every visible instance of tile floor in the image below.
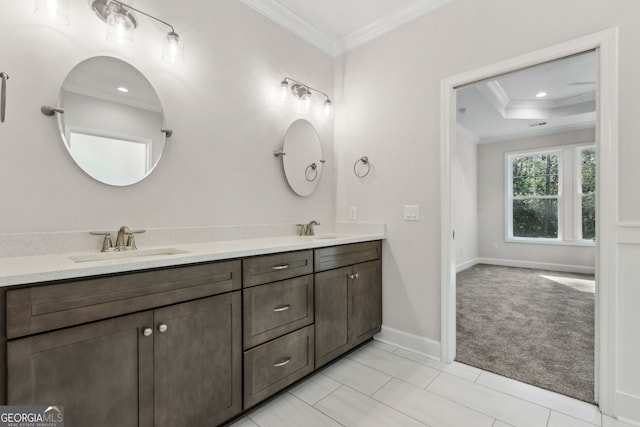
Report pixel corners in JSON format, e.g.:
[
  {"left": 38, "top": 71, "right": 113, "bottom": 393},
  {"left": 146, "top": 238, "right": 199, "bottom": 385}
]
[{"left": 230, "top": 340, "right": 635, "bottom": 427}]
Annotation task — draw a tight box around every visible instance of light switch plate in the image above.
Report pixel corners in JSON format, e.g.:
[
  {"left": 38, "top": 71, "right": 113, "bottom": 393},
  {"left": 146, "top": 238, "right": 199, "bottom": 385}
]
[
  {"left": 404, "top": 205, "right": 419, "bottom": 221},
  {"left": 349, "top": 206, "right": 357, "bottom": 220}
]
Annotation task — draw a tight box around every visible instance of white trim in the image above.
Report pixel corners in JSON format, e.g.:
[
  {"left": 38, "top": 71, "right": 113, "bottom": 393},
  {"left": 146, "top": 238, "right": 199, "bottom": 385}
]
[
  {"left": 240, "top": 0, "right": 453, "bottom": 56},
  {"left": 617, "top": 222, "right": 640, "bottom": 228},
  {"left": 477, "top": 257, "right": 595, "bottom": 275},
  {"left": 441, "top": 28, "right": 619, "bottom": 415},
  {"left": 478, "top": 121, "right": 596, "bottom": 145},
  {"left": 375, "top": 325, "right": 441, "bottom": 359},
  {"left": 239, "top": 0, "right": 338, "bottom": 56},
  {"left": 505, "top": 148, "right": 562, "bottom": 242},
  {"left": 615, "top": 391, "right": 640, "bottom": 426},
  {"left": 456, "top": 257, "right": 479, "bottom": 273},
  {"left": 341, "top": 0, "right": 453, "bottom": 54}
]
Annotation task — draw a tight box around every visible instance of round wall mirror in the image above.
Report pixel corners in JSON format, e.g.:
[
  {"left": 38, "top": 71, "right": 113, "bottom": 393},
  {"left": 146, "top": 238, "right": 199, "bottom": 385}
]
[
  {"left": 57, "top": 56, "right": 167, "bottom": 186},
  {"left": 282, "top": 119, "right": 323, "bottom": 196}
]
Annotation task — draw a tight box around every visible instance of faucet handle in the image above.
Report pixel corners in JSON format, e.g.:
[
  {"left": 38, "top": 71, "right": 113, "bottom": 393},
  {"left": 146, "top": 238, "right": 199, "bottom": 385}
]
[
  {"left": 90, "top": 231, "right": 113, "bottom": 252},
  {"left": 126, "top": 229, "right": 145, "bottom": 250},
  {"left": 296, "top": 224, "right": 307, "bottom": 236}
]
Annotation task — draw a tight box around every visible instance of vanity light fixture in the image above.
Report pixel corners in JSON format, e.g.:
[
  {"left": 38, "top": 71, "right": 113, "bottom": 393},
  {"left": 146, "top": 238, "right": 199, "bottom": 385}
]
[
  {"left": 280, "top": 77, "right": 332, "bottom": 117},
  {"left": 91, "top": 0, "right": 184, "bottom": 64},
  {"left": 34, "top": 0, "right": 70, "bottom": 25}
]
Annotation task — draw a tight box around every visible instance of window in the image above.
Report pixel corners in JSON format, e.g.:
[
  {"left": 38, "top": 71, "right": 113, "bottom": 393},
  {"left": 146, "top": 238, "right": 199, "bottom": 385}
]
[
  {"left": 578, "top": 147, "right": 596, "bottom": 241},
  {"left": 506, "top": 144, "right": 596, "bottom": 245},
  {"left": 508, "top": 151, "right": 560, "bottom": 239}
]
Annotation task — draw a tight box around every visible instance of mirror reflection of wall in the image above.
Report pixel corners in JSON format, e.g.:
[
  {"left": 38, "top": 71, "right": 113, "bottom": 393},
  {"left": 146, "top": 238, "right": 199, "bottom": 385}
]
[
  {"left": 57, "top": 56, "right": 167, "bottom": 186},
  {"left": 281, "top": 119, "right": 324, "bottom": 197}
]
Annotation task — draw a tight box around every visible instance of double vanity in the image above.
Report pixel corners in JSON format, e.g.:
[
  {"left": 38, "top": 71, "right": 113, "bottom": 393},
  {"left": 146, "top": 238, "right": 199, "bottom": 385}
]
[{"left": 0, "top": 231, "right": 383, "bottom": 426}]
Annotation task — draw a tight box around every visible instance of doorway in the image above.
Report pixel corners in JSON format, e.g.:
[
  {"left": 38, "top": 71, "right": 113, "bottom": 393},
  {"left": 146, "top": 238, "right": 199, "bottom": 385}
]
[
  {"left": 440, "top": 29, "right": 619, "bottom": 413},
  {"left": 453, "top": 51, "right": 597, "bottom": 402}
]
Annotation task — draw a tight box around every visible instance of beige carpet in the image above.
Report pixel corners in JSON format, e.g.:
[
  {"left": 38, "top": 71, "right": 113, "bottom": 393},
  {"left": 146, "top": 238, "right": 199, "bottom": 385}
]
[{"left": 456, "top": 264, "right": 595, "bottom": 403}]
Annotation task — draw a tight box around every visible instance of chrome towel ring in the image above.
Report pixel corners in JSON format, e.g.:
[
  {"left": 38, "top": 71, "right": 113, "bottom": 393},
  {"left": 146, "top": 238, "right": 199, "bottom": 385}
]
[{"left": 354, "top": 156, "right": 371, "bottom": 178}]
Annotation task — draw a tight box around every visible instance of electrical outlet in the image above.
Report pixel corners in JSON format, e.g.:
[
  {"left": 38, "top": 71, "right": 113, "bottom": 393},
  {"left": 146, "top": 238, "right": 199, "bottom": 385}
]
[
  {"left": 349, "top": 206, "right": 357, "bottom": 221},
  {"left": 403, "top": 205, "right": 420, "bottom": 221}
]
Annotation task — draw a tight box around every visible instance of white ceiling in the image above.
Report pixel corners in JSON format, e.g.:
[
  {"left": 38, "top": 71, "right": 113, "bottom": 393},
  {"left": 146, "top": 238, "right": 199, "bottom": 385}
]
[
  {"left": 240, "top": 0, "right": 453, "bottom": 56},
  {"left": 456, "top": 51, "right": 597, "bottom": 144}
]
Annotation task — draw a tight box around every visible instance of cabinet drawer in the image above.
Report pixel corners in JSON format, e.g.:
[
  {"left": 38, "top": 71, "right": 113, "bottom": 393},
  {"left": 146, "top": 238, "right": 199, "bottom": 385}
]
[
  {"left": 243, "top": 250, "right": 313, "bottom": 287},
  {"left": 243, "top": 325, "right": 314, "bottom": 408},
  {"left": 243, "top": 275, "right": 313, "bottom": 349},
  {"left": 314, "top": 241, "right": 381, "bottom": 272},
  {"left": 6, "top": 260, "right": 241, "bottom": 339}
]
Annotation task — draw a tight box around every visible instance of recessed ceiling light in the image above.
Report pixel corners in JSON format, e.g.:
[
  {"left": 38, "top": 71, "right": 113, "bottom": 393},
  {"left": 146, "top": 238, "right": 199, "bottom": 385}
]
[
  {"left": 535, "top": 91, "right": 547, "bottom": 98},
  {"left": 117, "top": 86, "right": 129, "bottom": 93}
]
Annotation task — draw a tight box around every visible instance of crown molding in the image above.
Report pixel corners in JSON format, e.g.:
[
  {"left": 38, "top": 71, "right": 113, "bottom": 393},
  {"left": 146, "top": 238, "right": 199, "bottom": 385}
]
[
  {"left": 239, "top": 0, "right": 340, "bottom": 56},
  {"left": 339, "top": 0, "right": 454, "bottom": 54},
  {"left": 240, "top": 0, "right": 453, "bottom": 57},
  {"left": 477, "top": 120, "right": 596, "bottom": 145}
]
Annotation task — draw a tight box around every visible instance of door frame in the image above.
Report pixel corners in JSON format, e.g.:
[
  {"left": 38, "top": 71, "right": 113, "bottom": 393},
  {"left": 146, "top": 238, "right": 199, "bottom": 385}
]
[{"left": 440, "top": 28, "right": 618, "bottom": 414}]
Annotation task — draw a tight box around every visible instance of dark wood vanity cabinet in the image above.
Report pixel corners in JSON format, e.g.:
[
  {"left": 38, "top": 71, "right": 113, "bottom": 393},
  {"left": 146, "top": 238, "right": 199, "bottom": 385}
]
[
  {"left": 8, "top": 311, "right": 155, "bottom": 427},
  {"left": 314, "top": 242, "right": 382, "bottom": 368},
  {"left": 6, "top": 260, "right": 243, "bottom": 427},
  {"left": 3, "top": 240, "right": 382, "bottom": 425},
  {"left": 242, "top": 251, "right": 315, "bottom": 409}
]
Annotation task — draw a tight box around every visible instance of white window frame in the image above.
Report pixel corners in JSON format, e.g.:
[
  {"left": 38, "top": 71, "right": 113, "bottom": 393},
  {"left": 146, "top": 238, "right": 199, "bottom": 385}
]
[
  {"left": 505, "top": 143, "right": 596, "bottom": 246},
  {"left": 575, "top": 144, "right": 597, "bottom": 242},
  {"left": 506, "top": 148, "right": 563, "bottom": 243}
]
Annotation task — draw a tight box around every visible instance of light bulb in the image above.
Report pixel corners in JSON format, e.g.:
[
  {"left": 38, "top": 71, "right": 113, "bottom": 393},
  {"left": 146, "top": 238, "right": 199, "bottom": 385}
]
[
  {"left": 302, "top": 91, "right": 312, "bottom": 110},
  {"left": 106, "top": 7, "right": 134, "bottom": 46},
  {"left": 324, "top": 99, "right": 332, "bottom": 118},
  {"left": 162, "top": 32, "right": 184, "bottom": 64},
  {"left": 280, "top": 80, "right": 289, "bottom": 102},
  {"left": 35, "top": 0, "right": 70, "bottom": 25}
]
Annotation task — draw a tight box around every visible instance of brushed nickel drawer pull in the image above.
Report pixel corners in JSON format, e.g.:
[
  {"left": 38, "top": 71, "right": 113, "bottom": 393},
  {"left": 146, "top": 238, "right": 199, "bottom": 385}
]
[
  {"left": 272, "top": 264, "right": 290, "bottom": 270},
  {"left": 273, "top": 357, "right": 291, "bottom": 367},
  {"left": 273, "top": 304, "right": 291, "bottom": 312}
]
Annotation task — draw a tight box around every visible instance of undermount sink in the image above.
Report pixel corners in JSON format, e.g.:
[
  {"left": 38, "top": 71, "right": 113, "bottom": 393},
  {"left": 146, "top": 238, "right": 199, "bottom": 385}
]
[
  {"left": 70, "top": 248, "right": 189, "bottom": 263},
  {"left": 311, "top": 234, "right": 349, "bottom": 240}
]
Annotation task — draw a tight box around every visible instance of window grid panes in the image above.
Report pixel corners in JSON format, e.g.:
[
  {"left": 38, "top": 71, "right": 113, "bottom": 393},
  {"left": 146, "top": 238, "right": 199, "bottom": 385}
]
[
  {"left": 511, "top": 153, "right": 560, "bottom": 239},
  {"left": 580, "top": 148, "right": 596, "bottom": 240}
]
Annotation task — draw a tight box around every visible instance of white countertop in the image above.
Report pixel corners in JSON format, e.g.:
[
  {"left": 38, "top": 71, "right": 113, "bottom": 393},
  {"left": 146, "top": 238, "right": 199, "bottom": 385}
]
[{"left": 0, "top": 232, "right": 384, "bottom": 287}]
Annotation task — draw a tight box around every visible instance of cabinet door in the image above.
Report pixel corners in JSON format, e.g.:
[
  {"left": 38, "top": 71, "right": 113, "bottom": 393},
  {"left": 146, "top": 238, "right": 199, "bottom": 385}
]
[
  {"left": 314, "top": 266, "right": 351, "bottom": 368},
  {"left": 351, "top": 260, "right": 382, "bottom": 347},
  {"left": 154, "top": 291, "right": 242, "bottom": 427},
  {"left": 7, "top": 311, "right": 154, "bottom": 427}
]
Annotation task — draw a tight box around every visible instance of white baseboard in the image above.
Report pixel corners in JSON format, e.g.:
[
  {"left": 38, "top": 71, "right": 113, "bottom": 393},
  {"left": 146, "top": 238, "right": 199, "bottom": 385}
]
[
  {"left": 374, "top": 325, "right": 441, "bottom": 360},
  {"left": 477, "top": 257, "right": 595, "bottom": 275},
  {"left": 614, "top": 391, "right": 640, "bottom": 426},
  {"left": 456, "top": 258, "right": 479, "bottom": 272}
]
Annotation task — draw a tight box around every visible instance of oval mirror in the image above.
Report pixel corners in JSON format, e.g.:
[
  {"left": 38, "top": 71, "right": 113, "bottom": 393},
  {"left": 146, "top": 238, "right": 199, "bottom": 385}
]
[
  {"left": 57, "top": 56, "right": 167, "bottom": 186},
  {"left": 282, "top": 119, "right": 324, "bottom": 196}
]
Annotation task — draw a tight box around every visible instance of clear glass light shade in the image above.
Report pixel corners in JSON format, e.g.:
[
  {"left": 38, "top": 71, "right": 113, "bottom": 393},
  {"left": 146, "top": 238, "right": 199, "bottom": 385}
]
[
  {"left": 280, "top": 80, "right": 289, "bottom": 102},
  {"left": 324, "top": 99, "right": 332, "bottom": 117},
  {"left": 162, "top": 32, "right": 184, "bottom": 64},
  {"left": 35, "top": 0, "right": 70, "bottom": 25},
  {"left": 106, "top": 9, "right": 135, "bottom": 46},
  {"left": 302, "top": 92, "right": 312, "bottom": 110}
]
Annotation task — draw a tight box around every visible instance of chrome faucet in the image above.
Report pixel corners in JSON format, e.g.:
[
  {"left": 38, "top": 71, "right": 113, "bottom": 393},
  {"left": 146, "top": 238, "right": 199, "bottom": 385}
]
[
  {"left": 91, "top": 226, "right": 145, "bottom": 252},
  {"left": 297, "top": 220, "right": 320, "bottom": 236}
]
